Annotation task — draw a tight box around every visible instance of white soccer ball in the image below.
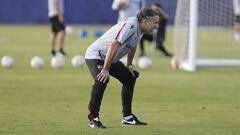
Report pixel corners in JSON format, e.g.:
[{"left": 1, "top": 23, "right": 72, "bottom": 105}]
[
  {"left": 51, "top": 56, "right": 65, "bottom": 69},
  {"left": 138, "top": 56, "right": 152, "bottom": 69},
  {"left": 31, "top": 56, "right": 44, "bottom": 69},
  {"left": 1, "top": 56, "right": 14, "bottom": 68},
  {"left": 66, "top": 25, "right": 73, "bottom": 35},
  {"left": 71, "top": 55, "right": 85, "bottom": 68},
  {"left": 56, "top": 52, "right": 66, "bottom": 59}
]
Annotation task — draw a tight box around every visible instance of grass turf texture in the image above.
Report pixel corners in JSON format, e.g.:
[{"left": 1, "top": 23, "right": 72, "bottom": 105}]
[{"left": 0, "top": 25, "right": 240, "bottom": 135}]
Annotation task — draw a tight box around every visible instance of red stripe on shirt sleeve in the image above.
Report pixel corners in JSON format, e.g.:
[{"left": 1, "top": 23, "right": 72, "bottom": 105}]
[{"left": 115, "top": 23, "right": 127, "bottom": 39}]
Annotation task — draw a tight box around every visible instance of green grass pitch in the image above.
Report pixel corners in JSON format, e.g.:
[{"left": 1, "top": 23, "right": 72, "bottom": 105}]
[{"left": 0, "top": 25, "right": 240, "bottom": 135}]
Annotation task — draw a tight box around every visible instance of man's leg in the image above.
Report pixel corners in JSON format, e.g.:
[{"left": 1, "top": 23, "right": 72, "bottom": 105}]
[
  {"left": 50, "top": 32, "right": 56, "bottom": 56},
  {"left": 85, "top": 59, "right": 108, "bottom": 120},
  {"left": 88, "top": 80, "right": 107, "bottom": 119},
  {"left": 156, "top": 37, "right": 172, "bottom": 57},
  {"left": 110, "top": 61, "right": 147, "bottom": 125},
  {"left": 109, "top": 61, "right": 136, "bottom": 117},
  {"left": 58, "top": 30, "right": 65, "bottom": 52},
  {"left": 54, "top": 17, "right": 66, "bottom": 55},
  {"left": 139, "top": 37, "right": 145, "bottom": 56},
  {"left": 139, "top": 34, "right": 153, "bottom": 57},
  {"left": 85, "top": 59, "right": 107, "bottom": 128},
  {"left": 155, "top": 22, "right": 172, "bottom": 57}
]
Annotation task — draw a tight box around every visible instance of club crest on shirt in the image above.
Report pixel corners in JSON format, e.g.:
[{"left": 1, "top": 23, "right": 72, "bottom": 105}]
[{"left": 130, "top": 25, "right": 135, "bottom": 29}]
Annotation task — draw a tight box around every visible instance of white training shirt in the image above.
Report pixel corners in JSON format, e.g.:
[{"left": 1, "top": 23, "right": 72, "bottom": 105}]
[
  {"left": 48, "top": 0, "right": 64, "bottom": 17},
  {"left": 233, "top": 0, "right": 240, "bottom": 15},
  {"left": 112, "top": 0, "right": 146, "bottom": 22},
  {"left": 85, "top": 17, "right": 143, "bottom": 63}
]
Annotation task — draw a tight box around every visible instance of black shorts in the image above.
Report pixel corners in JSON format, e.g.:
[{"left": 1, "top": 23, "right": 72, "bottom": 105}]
[
  {"left": 49, "top": 16, "right": 65, "bottom": 33},
  {"left": 236, "top": 15, "right": 240, "bottom": 23}
]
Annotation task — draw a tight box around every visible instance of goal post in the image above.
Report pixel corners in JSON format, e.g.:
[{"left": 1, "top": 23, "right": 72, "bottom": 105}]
[{"left": 173, "top": 0, "right": 240, "bottom": 71}]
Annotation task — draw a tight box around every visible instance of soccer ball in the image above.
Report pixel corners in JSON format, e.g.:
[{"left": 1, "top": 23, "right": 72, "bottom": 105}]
[
  {"left": 31, "top": 56, "right": 44, "bottom": 69},
  {"left": 170, "top": 56, "right": 180, "bottom": 69},
  {"left": 51, "top": 56, "right": 64, "bottom": 69},
  {"left": 65, "top": 25, "right": 73, "bottom": 35},
  {"left": 1, "top": 56, "right": 14, "bottom": 68},
  {"left": 71, "top": 55, "right": 85, "bottom": 68},
  {"left": 138, "top": 56, "right": 152, "bottom": 69},
  {"left": 56, "top": 52, "right": 66, "bottom": 59}
]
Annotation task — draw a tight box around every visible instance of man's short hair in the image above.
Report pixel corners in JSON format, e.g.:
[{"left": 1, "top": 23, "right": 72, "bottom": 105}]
[
  {"left": 137, "top": 8, "right": 158, "bottom": 22},
  {"left": 152, "top": 3, "right": 162, "bottom": 8}
]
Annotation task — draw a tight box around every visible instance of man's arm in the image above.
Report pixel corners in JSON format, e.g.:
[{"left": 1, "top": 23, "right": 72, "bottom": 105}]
[
  {"left": 97, "top": 39, "right": 121, "bottom": 83},
  {"left": 118, "top": 1, "right": 128, "bottom": 9},
  {"left": 127, "top": 46, "right": 137, "bottom": 67},
  {"left": 158, "top": 8, "right": 168, "bottom": 20},
  {"left": 112, "top": 0, "right": 129, "bottom": 10},
  {"left": 127, "top": 46, "right": 137, "bottom": 77},
  {"left": 103, "top": 40, "right": 121, "bottom": 70}
]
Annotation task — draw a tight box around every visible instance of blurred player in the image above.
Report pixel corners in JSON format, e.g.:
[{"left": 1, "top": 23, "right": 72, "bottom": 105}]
[
  {"left": 48, "top": 0, "right": 66, "bottom": 57},
  {"left": 85, "top": 8, "right": 159, "bottom": 128},
  {"left": 233, "top": 0, "right": 240, "bottom": 42},
  {"left": 112, "top": 0, "right": 146, "bottom": 23},
  {"left": 139, "top": 3, "right": 172, "bottom": 57}
]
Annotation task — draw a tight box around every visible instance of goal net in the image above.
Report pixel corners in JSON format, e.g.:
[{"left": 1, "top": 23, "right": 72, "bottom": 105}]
[{"left": 173, "top": 0, "right": 240, "bottom": 71}]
